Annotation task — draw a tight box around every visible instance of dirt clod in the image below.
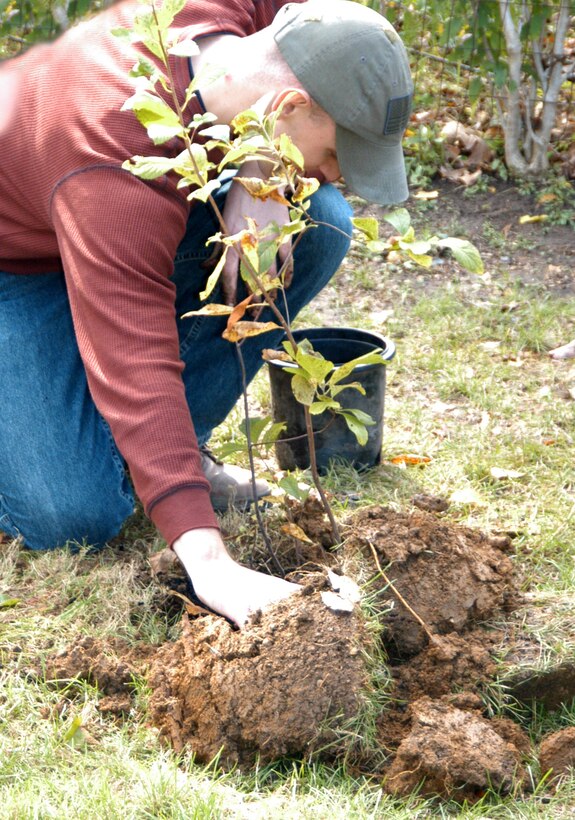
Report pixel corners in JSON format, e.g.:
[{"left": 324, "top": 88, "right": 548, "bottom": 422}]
[
  {"left": 345, "top": 506, "right": 518, "bottom": 655},
  {"left": 539, "top": 727, "right": 575, "bottom": 783},
  {"left": 148, "top": 593, "right": 369, "bottom": 768},
  {"left": 43, "top": 636, "right": 136, "bottom": 694},
  {"left": 385, "top": 697, "right": 526, "bottom": 801}
]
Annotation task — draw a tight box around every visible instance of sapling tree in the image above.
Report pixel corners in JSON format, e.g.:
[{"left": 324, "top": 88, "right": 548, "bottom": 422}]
[{"left": 118, "top": 0, "right": 483, "bottom": 545}]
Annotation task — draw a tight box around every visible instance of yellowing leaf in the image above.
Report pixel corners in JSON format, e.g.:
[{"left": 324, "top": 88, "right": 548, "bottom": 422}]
[
  {"left": 0, "top": 593, "right": 19, "bottom": 607},
  {"left": 236, "top": 176, "right": 290, "bottom": 204},
  {"left": 519, "top": 214, "right": 548, "bottom": 224},
  {"left": 414, "top": 190, "right": 439, "bottom": 200},
  {"left": 222, "top": 321, "right": 280, "bottom": 342},
  {"left": 262, "top": 348, "right": 292, "bottom": 363},
  {"left": 281, "top": 522, "right": 313, "bottom": 543},
  {"left": 226, "top": 295, "right": 253, "bottom": 332},
  {"left": 181, "top": 304, "right": 233, "bottom": 318},
  {"left": 390, "top": 453, "right": 431, "bottom": 465},
  {"left": 292, "top": 176, "right": 320, "bottom": 203}
]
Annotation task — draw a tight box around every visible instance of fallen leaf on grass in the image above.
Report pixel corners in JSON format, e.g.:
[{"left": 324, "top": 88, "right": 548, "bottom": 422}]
[
  {"left": 490, "top": 467, "right": 524, "bottom": 480},
  {"left": 281, "top": 522, "right": 313, "bottom": 543},
  {"left": 519, "top": 214, "right": 548, "bottom": 224},
  {"left": 449, "top": 488, "right": 487, "bottom": 507},
  {"left": 439, "top": 166, "right": 483, "bottom": 187},
  {"left": 479, "top": 341, "right": 501, "bottom": 352},
  {"left": 62, "top": 715, "right": 98, "bottom": 751},
  {"left": 390, "top": 453, "right": 431, "bottom": 465}
]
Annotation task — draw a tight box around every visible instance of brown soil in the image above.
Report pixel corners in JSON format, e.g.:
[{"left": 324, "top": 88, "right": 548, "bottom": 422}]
[
  {"left": 147, "top": 593, "right": 369, "bottom": 768},
  {"left": 385, "top": 697, "right": 527, "bottom": 801},
  {"left": 343, "top": 505, "right": 517, "bottom": 656},
  {"left": 139, "top": 503, "right": 535, "bottom": 797},
  {"left": 41, "top": 635, "right": 153, "bottom": 715},
  {"left": 35, "top": 501, "right": 570, "bottom": 799},
  {"left": 539, "top": 727, "right": 575, "bottom": 783}
]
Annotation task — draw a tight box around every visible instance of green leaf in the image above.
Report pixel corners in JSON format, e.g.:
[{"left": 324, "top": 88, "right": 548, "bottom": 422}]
[
  {"left": 277, "top": 133, "right": 304, "bottom": 169},
  {"left": 341, "top": 408, "right": 375, "bottom": 426},
  {"left": 398, "top": 238, "right": 432, "bottom": 255},
  {"left": 291, "top": 373, "right": 316, "bottom": 406},
  {"left": 186, "top": 179, "right": 221, "bottom": 203},
  {"left": 278, "top": 474, "right": 309, "bottom": 502},
  {"left": 407, "top": 251, "right": 433, "bottom": 268},
  {"left": 383, "top": 207, "right": 411, "bottom": 235},
  {"left": 111, "top": 26, "right": 132, "bottom": 41},
  {"left": 198, "top": 122, "right": 229, "bottom": 140},
  {"left": 339, "top": 411, "right": 369, "bottom": 446},
  {"left": 294, "top": 348, "right": 334, "bottom": 383},
  {"left": 122, "top": 154, "right": 180, "bottom": 180},
  {"left": 62, "top": 715, "right": 84, "bottom": 744},
  {"left": 329, "top": 350, "right": 385, "bottom": 386},
  {"left": 154, "top": 0, "right": 186, "bottom": 29},
  {"left": 438, "top": 237, "right": 484, "bottom": 274},
  {"left": 128, "top": 56, "right": 157, "bottom": 79},
  {"left": 168, "top": 38, "right": 200, "bottom": 58},
  {"left": 240, "top": 415, "right": 269, "bottom": 445},
  {"left": 122, "top": 92, "right": 183, "bottom": 144},
  {"left": 351, "top": 216, "right": 379, "bottom": 242},
  {"left": 330, "top": 380, "right": 366, "bottom": 398},
  {"left": 0, "top": 593, "right": 19, "bottom": 608},
  {"left": 309, "top": 398, "right": 340, "bottom": 415},
  {"left": 199, "top": 248, "right": 227, "bottom": 301}
]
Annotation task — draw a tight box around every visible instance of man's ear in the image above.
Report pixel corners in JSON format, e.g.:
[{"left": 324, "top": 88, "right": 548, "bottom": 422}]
[{"left": 270, "top": 88, "right": 312, "bottom": 117}]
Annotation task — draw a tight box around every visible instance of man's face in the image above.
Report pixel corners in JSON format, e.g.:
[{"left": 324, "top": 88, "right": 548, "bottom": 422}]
[{"left": 275, "top": 102, "right": 341, "bottom": 184}]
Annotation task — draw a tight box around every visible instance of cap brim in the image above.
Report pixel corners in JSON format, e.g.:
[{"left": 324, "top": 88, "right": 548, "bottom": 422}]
[{"left": 336, "top": 124, "right": 409, "bottom": 205}]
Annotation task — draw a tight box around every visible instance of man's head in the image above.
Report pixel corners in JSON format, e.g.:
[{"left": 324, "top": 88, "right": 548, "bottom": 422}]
[{"left": 270, "top": 0, "right": 413, "bottom": 205}]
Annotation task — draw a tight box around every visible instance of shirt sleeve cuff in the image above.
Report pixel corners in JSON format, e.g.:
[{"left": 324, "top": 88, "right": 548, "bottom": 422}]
[{"left": 148, "top": 485, "right": 220, "bottom": 546}]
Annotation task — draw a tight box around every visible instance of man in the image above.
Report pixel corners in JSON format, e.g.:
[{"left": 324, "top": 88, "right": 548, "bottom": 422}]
[{"left": 0, "top": 0, "right": 413, "bottom": 625}]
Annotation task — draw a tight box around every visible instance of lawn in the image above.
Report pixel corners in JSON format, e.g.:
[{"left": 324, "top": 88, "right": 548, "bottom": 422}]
[{"left": 2, "top": 178, "right": 574, "bottom": 817}]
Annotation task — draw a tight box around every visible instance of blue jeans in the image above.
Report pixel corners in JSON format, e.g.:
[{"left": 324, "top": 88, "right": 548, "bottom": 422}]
[{"left": 0, "top": 183, "right": 352, "bottom": 550}]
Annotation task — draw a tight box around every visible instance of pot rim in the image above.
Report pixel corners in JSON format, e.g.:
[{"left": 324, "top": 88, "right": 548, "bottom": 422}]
[{"left": 266, "top": 326, "right": 396, "bottom": 371}]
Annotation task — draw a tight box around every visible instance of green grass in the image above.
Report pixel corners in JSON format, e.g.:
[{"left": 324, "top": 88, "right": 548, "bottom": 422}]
[{"left": 3, "top": 230, "right": 575, "bottom": 816}]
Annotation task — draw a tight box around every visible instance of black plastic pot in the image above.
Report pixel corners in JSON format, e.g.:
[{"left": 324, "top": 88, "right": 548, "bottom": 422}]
[{"left": 267, "top": 327, "right": 395, "bottom": 472}]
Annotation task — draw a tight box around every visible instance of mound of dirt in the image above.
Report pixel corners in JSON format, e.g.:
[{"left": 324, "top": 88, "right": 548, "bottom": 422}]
[
  {"left": 40, "top": 635, "right": 153, "bottom": 715},
  {"left": 43, "top": 636, "right": 138, "bottom": 694},
  {"left": 148, "top": 592, "right": 370, "bottom": 768},
  {"left": 539, "top": 727, "right": 575, "bottom": 783},
  {"left": 344, "top": 505, "right": 517, "bottom": 655},
  {"left": 390, "top": 630, "right": 498, "bottom": 702},
  {"left": 385, "top": 697, "right": 527, "bottom": 802}
]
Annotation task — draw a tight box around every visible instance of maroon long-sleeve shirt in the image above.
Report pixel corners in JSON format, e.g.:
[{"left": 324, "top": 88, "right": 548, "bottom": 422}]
[{"left": 0, "top": 0, "right": 299, "bottom": 544}]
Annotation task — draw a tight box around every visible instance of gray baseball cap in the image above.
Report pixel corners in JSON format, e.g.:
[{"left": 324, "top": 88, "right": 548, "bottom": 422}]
[{"left": 272, "top": 0, "right": 413, "bottom": 205}]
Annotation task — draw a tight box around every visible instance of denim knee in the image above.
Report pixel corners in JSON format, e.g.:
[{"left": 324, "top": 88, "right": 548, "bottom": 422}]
[{"left": 305, "top": 184, "right": 354, "bottom": 259}]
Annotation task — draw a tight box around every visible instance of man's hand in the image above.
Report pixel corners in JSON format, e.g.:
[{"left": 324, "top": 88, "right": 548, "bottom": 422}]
[
  {"left": 220, "top": 160, "right": 293, "bottom": 305},
  {"left": 172, "top": 527, "right": 300, "bottom": 627}
]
